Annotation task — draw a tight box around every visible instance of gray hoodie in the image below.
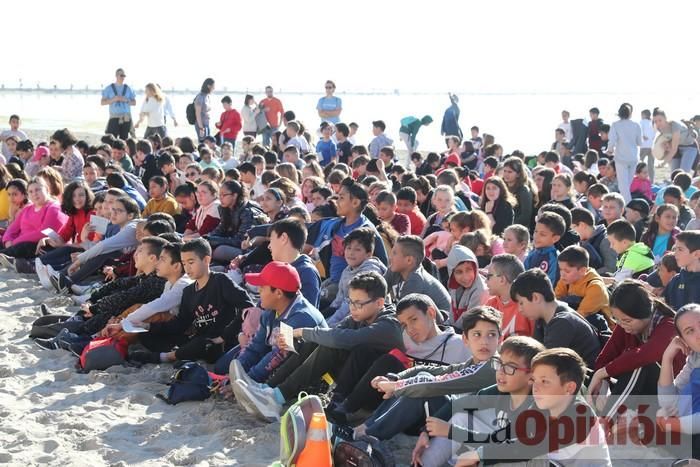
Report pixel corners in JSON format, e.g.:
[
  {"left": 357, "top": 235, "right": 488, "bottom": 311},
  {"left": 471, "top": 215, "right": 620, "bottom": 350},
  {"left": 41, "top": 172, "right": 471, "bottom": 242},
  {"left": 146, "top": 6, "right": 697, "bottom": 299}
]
[
  {"left": 385, "top": 265, "right": 451, "bottom": 317},
  {"left": 327, "top": 257, "right": 387, "bottom": 326},
  {"left": 402, "top": 326, "right": 471, "bottom": 364},
  {"left": 446, "top": 245, "right": 489, "bottom": 330}
]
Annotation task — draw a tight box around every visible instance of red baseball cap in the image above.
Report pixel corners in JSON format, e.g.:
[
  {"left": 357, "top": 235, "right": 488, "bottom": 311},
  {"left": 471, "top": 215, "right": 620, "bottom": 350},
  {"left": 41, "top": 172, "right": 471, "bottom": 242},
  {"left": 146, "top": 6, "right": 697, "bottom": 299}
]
[{"left": 245, "top": 261, "right": 301, "bottom": 292}]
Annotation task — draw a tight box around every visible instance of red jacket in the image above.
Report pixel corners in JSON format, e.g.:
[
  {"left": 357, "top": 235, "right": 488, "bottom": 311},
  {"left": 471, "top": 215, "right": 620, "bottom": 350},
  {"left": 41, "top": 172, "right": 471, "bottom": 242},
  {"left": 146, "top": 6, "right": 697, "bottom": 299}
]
[
  {"left": 217, "top": 109, "right": 242, "bottom": 140},
  {"left": 595, "top": 311, "right": 685, "bottom": 377},
  {"left": 58, "top": 210, "right": 94, "bottom": 244}
]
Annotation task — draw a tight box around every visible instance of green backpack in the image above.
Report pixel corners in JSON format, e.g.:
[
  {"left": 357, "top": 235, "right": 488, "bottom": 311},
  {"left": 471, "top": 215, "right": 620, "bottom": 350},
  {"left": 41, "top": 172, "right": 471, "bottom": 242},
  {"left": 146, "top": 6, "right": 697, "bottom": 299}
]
[{"left": 279, "top": 392, "right": 325, "bottom": 466}]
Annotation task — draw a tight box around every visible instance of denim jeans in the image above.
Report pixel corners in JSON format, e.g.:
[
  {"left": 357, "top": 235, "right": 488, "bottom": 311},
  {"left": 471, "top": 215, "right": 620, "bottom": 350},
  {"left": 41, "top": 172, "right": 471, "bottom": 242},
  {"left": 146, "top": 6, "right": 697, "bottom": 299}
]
[
  {"left": 672, "top": 145, "right": 698, "bottom": 173},
  {"left": 195, "top": 123, "right": 210, "bottom": 143},
  {"left": 144, "top": 126, "right": 167, "bottom": 139},
  {"left": 261, "top": 126, "right": 278, "bottom": 147}
]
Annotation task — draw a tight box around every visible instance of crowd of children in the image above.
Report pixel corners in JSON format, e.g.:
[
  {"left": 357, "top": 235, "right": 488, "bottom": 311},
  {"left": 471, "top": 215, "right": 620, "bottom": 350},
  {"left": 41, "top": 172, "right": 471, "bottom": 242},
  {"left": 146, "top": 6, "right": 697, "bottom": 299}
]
[{"left": 0, "top": 102, "right": 699, "bottom": 465}]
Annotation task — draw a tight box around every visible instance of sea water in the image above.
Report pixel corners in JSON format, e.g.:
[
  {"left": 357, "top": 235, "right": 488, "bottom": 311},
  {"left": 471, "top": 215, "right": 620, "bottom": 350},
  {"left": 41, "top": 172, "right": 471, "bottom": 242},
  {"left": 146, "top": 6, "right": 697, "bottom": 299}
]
[{"left": 1, "top": 91, "right": 697, "bottom": 155}]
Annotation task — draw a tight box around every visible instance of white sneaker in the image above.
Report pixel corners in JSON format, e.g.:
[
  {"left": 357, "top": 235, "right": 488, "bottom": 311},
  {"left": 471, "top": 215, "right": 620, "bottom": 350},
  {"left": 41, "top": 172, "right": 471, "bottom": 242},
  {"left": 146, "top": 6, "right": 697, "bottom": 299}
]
[
  {"left": 232, "top": 379, "right": 283, "bottom": 422},
  {"left": 35, "top": 259, "right": 52, "bottom": 289},
  {"left": 46, "top": 264, "right": 60, "bottom": 279},
  {"left": 229, "top": 359, "right": 265, "bottom": 390},
  {"left": 0, "top": 254, "right": 16, "bottom": 271}
]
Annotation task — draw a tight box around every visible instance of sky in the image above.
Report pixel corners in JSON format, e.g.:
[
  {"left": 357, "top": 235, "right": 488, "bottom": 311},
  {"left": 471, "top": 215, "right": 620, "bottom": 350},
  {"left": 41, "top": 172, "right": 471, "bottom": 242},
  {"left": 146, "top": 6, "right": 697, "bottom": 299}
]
[{"left": 3, "top": 0, "right": 699, "bottom": 94}]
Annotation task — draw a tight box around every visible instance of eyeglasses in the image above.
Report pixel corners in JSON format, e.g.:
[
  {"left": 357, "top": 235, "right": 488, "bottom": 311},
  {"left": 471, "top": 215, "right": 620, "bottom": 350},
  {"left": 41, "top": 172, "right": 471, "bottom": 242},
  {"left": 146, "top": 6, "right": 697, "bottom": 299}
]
[
  {"left": 490, "top": 357, "right": 530, "bottom": 376},
  {"left": 348, "top": 298, "right": 375, "bottom": 310}
]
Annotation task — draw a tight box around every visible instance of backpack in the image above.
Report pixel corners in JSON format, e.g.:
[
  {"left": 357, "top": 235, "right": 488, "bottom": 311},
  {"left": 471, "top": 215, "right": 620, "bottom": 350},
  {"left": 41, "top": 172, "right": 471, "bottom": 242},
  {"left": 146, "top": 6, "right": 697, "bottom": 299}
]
[
  {"left": 78, "top": 336, "right": 128, "bottom": 372},
  {"left": 156, "top": 361, "right": 212, "bottom": 405},
  {"left": 333, "top": 435, "right": 395, "bottom": 467},
  {"left": 279, "top": 393, "right": 324, "bottom": 466},
  {"left": 186, "top": 98, "right": 197, "bottom": 125}
]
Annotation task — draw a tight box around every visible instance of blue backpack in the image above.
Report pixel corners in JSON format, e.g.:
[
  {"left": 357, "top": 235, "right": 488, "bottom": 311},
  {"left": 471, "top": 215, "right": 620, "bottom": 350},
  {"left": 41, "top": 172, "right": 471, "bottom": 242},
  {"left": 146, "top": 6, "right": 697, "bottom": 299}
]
[{"left": 157, "top": 361, "right": 212, "bottom": 405}]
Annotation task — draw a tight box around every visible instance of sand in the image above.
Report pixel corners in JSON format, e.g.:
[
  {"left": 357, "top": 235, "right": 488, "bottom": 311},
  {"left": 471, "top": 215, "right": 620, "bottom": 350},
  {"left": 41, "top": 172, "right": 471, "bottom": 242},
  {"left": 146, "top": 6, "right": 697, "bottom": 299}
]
[{"left": 0, "top": 270, "right": 418, "bottom": 466}]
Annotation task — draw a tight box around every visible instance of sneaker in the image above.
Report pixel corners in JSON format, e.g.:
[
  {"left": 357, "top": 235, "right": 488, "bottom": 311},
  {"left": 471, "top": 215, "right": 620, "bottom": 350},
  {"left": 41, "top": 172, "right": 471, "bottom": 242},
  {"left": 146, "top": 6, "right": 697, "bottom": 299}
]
[
  {"left": 325, "top": 401, "right": 350, "bottom": 425},
  {"left": 34, "top": 337, "right": 61, "bottom": 350},
  {"left": 229, "top": 359, "right": 266, "bottom": 391},
  {"left": 232, "top": 379, "right": 283, "bottom": 422},
  {"left": 36, "top": 259, "right": 53, "bottom": 289},
  {"left": 49, "top": 275, "right": 70, "bottom": 295},
  {"left": 0, "top": 254, "right": 16, "bottom": 271},
  {"left": 46, "top": 264, "right": 60, "bottom": 279},
  {"left": 40, "top": 304, "right": 50, "bottom": 316},
  {"left": 231, "top": 380, "right": 257, "bottom": 415}
]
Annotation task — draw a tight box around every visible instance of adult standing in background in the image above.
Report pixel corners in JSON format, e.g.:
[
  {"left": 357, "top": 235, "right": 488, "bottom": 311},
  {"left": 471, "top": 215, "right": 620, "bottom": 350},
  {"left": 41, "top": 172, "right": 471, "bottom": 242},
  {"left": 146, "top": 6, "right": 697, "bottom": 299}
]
[
  {"left": 259, "top": 86, "right": 284, "bottom": 147},
  {"left": 558, "top": 110, "right": 573, "bottom": 141},
  {"left": 194, "top": 78, "right": 215, "bottom": 142},
  {"left": 653, "top": 108, "right": 699, "bottom": 174},
  {"left": 639, "top": 109, "right": 655, "bottom": 182},
  {"left": 101, "top": 68, "right": 136, "bottom": 140},
  {"left": 606, "top": 103, "right": 641, "bottom": 203},
  {"left": 317, "top": 80, "right": 342, "bottom": 124},
  {"left": 135, "top": 83, "right": 167, "bottom": 138},
  {"left": 440, "top": 93, "right": 462, "bottom": 142},
  {"left": 241, "top": 95, "right": 259, "bottom": 137}
]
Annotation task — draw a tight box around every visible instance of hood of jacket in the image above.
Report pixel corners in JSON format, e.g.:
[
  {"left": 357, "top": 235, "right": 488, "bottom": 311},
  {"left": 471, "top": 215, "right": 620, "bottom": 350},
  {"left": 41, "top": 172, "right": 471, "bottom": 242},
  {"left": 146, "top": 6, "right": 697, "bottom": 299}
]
[{"left": 447, "top": 245, "right": 479, "bottom": 289}]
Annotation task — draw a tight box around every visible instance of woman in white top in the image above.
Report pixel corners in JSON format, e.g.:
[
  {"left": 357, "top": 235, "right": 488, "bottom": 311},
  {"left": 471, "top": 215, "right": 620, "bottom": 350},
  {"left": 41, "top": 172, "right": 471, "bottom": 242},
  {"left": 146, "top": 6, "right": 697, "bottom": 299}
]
[
  {"left": 653, "top": 107, "right": 699, "bottom": 174},
  {"left": 135, "top": 83, "right": 167, "bottom": 138},
  {"left": 606, "top": 102, "right": 641, "bottom": 203},
  {"left": 240, "top": 94, "right": 259, "bottom": 137}
]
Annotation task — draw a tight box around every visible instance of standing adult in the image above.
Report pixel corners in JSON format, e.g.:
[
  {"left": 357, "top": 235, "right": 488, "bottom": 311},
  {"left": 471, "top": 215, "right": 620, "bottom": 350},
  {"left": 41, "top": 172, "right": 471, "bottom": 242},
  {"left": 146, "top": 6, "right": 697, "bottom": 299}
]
[
  {"left": 440, "top": 93, "right": 462, "bottom": 142},
  {"left": 194, "top": 78, "right": 215, "bottom": 143},
  {"left": 607, "top": 103, "right": 642, "bottom": 203},
  {"left": 587, "top": 107, "right": 604, "bottom": 153},
  {"left": 316, "top": 80, "right": 342, "bottom": 124},
  {"left": 135, "top": 83, "right": 167, "bottom": 138},
  {"left": 399, "top": 115, "right": 433, "bottom": 157},
  {"left": 639, "top": 109, "right": 655, "bottom": 182},
  {"left": 558, "top": 110, "right": 573, "bottom": 141},
  {"left": 101, "top": 68, "right": 136, "bottom": 140},
  {"left": 241, "top": 94, "right": 260, "bottom": 137},
  {"left": 259, "top": 86, "right": 284, "bottom": 147},
  {"left": 653, "top": 108, "right": 699, "bottom": 174}
]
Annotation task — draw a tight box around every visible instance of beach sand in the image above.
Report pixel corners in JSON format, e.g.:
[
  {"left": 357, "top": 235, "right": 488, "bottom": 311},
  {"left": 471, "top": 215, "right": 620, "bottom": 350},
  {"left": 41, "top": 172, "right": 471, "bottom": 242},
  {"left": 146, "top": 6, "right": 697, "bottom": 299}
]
[{"left": 0, "top": 269, "right": 418, "bottom": 466}]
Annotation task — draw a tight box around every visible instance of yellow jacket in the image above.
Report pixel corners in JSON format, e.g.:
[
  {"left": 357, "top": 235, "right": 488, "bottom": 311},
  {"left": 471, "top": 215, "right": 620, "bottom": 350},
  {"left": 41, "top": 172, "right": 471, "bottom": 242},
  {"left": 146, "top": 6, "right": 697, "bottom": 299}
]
[
  {"left": 0, "top": 189, "right": 9, "bottom": 222},
  {"left": 142, "top": 195, "right": 181, "bottom": 218},
  {"left": 555, "top": 267, "right": 612, "bottom": 323}
]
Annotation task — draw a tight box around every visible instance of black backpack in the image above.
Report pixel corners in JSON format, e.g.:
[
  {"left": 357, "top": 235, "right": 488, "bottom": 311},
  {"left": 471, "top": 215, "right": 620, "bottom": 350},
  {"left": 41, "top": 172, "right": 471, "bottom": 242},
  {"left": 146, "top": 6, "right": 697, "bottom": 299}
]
[
  {"left": 186, "top": 97, "right": 197, "bottom": 125},
  {"left": 333, "top": 435, "right": 395, "bottom": 467}
]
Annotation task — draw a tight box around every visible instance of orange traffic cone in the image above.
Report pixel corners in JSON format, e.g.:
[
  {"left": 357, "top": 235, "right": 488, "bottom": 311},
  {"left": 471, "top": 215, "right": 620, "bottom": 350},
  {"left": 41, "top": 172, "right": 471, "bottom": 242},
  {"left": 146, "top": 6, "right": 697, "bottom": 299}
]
[{"left": 296, "top": 412, "right": 332, "bottom": 467}]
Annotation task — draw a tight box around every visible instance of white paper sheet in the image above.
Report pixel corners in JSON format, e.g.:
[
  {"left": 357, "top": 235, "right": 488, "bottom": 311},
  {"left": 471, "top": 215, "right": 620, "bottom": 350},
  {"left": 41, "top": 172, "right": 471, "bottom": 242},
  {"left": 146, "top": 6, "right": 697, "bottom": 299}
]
[
  {"left": 90, "top": 216, "right": 110, "bottom": 235},
  {"left": 122, "top": 320, "right": 149, "bottom": 334},
  {"left": 279, "top": 322, "right": 297, "bottom": 354}
]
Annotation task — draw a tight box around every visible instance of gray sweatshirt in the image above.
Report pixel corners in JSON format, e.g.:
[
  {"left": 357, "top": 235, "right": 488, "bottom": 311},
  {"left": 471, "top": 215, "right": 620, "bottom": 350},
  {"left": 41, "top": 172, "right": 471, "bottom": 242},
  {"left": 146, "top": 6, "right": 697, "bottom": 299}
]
[
  {"left": 327, "top": 257, "right": 387, "bottom": 326},
  {"left": 77, "top": 220, "right": 138, "bottom": 264},
  {"left": 392, "top": 357, "right": 496, "bottom": 398},
  {"left": 608, "top": 119, "right": 642, "bottom": 164},
  {"left": 301, "top": 304, "right": 404, "bottom": 352},
  {"left": 385, "top": 265, "right": 452, "bottom": 317},
  {"left": 124, "top": 276, "right": 193, "bottom": 324}
]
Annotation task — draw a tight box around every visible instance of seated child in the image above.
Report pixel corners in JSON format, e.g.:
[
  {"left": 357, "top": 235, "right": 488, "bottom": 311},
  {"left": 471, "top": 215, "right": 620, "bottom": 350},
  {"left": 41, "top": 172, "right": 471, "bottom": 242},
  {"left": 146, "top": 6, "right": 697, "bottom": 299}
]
[
  {"left": 511, "top": 268, "right": 601, "bottom": 368},
  {"left": 451, "top": 348, "right": 612, "bottom": 466},
  {"left": 446, "top": 245, "right": 489, "bottom": 330},
  {"left": 415, "top": 336, "right": 545, "bottom": 467},
  {"left": 232, "top": 271, "right": 404, "bottom": 421},
  {"left": 357, "top": 306, "right": 500, "bottom": 441},
  {"left": 385, "top": 235, "right": 451, "bottom": 317},
  {"left": 326, "top": 293, "right": 470, "bottom": 423},
  {"left": 422, "top": 216, "right": 452, "bottom": 258},
  {"left": 132, "top": 239, "right": 254, "bottom": 364},
  {"left": 501, "top": 224, "right": 529, "bottom": 263},
  {"left": 658, "top": 304, "right": 700, "bottom": 447},
  {"left": 524, "top": 211, "right": 566, "bottom": 286},
  {"left": 605, "top": 219, "right": 655, "bottom": 283},
  {"left": 485, "top": 254, "right": 532, "bottom": 338},
  {"left": 625, "top": 198, "right": 650, "bottom": 242},
  {"left": 325, "top": 227, "right": 387, "bottom": 325},
  {"left": 375, "top": 190, "right": 411, "bottom": 236},
  {"left": 224, "top": 261, "right": 326, "bottom": 382},
  {"left": 555, "top": 245, "right": 612, "bottom": 336},
  {"left": 571, "top": 207, "right": 617, "bottom": 275},
  {"left": 590, "top": 280, "right": 684, "bottom": 419},
  {"left": 663, "top": 230, "right": 700, "bottom": 311}
]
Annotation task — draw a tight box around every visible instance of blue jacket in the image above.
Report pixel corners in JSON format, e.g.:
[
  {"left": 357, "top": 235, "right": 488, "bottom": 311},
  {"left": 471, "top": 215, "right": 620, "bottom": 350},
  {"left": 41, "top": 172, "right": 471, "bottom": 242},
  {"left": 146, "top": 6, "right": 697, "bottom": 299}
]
[
  {"left": 291, "top": 254, "right": 321, "bottom": 309},
  {"left": 122, "top": 185, "right": 146, "bottom": 211},
  {"left": 664, "top": 269, "right": 700, "bottom": 311},
  {"left": 524, "top": 246, "right": 560, "bottom": 285},
  {"left": 237, "top": 294, "right": 327, "bottom": 382}
]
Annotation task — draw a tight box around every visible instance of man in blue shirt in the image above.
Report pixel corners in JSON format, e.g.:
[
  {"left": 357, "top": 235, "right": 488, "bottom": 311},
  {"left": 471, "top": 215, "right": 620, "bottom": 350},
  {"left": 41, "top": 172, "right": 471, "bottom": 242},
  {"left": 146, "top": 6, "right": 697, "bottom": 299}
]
[
  {"left": 101, "top": 68, "right": 136, "bottom": 139},
  {"left": 441, "top": 93, "right": 462, "bottom": 141},
  {"left": 317, "top": 80, "right": 342, "bottom": 124}
]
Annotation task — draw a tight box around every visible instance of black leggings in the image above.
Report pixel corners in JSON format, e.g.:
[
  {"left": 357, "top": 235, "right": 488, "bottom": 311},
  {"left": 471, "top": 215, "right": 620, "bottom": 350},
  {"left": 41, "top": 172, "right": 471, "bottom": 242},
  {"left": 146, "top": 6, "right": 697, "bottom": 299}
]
[
  {"left": 0, "top": 241, "right": 39, "bottom": 259},
  {"left": 341, "top": 352, "right": 407, "bottom": 413},
  {"left": 138, "top": 333, "right": 224, "bottom": 363}
]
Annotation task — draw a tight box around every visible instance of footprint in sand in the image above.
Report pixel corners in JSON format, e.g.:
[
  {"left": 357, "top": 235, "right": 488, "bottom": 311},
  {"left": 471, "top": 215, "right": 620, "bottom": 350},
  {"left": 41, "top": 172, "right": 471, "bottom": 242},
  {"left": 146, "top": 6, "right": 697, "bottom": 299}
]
[
  {"left": 53, "top": 368, "right": 72, "bottom": 382},
  {"left": 42, "top": 439, "right": 59, "bottom": 453}
]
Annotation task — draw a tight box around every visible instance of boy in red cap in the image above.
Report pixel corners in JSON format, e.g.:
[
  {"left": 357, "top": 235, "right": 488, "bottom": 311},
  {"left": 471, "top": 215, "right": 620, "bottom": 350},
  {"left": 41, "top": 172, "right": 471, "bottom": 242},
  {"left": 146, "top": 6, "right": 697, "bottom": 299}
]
[{"left": 221, "top": 261, "right": 326, "bottom": 385}]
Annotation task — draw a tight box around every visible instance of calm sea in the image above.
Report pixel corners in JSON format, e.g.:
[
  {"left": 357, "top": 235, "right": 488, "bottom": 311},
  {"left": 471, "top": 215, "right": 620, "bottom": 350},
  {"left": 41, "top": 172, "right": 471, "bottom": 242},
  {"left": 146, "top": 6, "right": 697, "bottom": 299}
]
[{"left": 1, "top": 91, "right": 697, "bottom": 155}]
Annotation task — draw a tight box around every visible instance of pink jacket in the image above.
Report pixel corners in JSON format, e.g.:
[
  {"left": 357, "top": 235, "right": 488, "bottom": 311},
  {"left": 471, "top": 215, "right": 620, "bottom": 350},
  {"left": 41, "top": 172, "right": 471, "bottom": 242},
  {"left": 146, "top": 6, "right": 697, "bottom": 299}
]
[
  {"left": 2, "top": 201, "right": 68, "bottom": 246},
  {"left": 630, "top": 176, "right": 652, "bottom": 202}
]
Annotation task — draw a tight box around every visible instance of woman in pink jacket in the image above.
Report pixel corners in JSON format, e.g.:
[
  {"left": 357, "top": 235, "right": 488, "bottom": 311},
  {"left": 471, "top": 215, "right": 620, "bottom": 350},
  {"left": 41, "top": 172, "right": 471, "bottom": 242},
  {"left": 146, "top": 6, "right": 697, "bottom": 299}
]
[{"left": 0, "top": 177, "right": 67, "bottom": 271}]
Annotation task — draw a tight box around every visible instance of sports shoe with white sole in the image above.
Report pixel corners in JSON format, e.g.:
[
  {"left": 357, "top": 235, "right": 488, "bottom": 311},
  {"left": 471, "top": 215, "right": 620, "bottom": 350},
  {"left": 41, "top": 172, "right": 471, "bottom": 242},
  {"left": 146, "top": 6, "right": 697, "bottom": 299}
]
[
  {"left": 231, "top": 379, "right": 257, "bottom": 415},
  {"left": 72, "top": 293, "right": 91, "bottom": 305},
  {"left": 46, "top": 264, "right": 60, "bottom": 279},
  {"left": 230, "top": 359, "right": 266, "bottom": 390},
  {"left": 36, "top": 259, "right": 53, "bottom": 289},
  {"left": 232, "top": 379, "right": 283, "bottom": 422},
  {"left": 0, "top": 254, "right": 16, "bottom": 271}
]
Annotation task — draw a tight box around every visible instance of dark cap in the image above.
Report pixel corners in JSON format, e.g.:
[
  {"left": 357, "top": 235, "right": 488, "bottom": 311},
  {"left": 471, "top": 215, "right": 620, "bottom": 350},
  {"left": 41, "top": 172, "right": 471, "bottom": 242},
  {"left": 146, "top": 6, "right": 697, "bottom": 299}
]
[
  {"left": 115, "top": 68, "right": 126, "bottom": 77},
  {"left": 626, "top": 198, "right": 650, "bottom": 218}
]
